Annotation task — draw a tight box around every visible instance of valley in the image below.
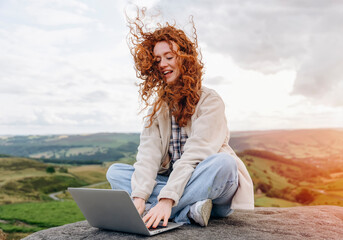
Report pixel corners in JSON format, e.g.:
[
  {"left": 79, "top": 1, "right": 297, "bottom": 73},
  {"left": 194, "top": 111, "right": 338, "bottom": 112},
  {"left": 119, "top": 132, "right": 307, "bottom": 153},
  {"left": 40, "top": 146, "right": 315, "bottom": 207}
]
[{"left": 1, "top": 128, "right": 343, "bottom": 239}]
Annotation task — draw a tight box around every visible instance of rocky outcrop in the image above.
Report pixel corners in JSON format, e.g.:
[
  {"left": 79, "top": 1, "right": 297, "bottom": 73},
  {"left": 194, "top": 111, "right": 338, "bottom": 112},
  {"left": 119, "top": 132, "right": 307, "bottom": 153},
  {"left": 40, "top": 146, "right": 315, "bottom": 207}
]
[
  {"left": 0, "top": 229, "right": 7, "bottom": 240},
  {"left": 23, "top": 206, "right": 343, "bottom": 240}
]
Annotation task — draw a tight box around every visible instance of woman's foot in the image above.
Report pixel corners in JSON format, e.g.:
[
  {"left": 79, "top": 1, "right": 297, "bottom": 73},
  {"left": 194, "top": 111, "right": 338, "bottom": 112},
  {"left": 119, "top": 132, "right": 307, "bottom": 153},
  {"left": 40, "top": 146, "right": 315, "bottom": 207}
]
[{"left": 188, "top": 199, "right": 212, "bottom": 227}]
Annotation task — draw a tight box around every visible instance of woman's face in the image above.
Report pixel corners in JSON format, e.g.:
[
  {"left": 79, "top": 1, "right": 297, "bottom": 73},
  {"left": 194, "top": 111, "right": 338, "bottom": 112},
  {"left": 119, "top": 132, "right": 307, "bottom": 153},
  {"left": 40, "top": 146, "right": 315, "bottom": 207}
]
[{"left": 153, "top": 41, "right": 181, "bottom": 84}]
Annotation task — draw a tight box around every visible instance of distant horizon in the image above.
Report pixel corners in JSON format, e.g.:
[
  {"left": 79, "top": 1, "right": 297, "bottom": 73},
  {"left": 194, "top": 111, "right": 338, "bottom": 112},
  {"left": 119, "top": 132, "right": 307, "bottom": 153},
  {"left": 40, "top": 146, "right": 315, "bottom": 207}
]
[{"left": 1, "top": 126, "right": 342, "bottom": 137}]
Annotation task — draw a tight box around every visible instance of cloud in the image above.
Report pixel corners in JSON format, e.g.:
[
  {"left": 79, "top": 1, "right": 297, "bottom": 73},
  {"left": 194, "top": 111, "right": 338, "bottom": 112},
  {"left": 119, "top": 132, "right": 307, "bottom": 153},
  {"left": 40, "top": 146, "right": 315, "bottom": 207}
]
[
  {"left": 0, "top": 0, "right": 141, "bottom": 134},
  {"left": 83, "top": 90, "right": 109, "bottom": 102},
  {"left": 151, "top": 0, "right": 343, "bottom": 106},
  {"left": 292, "top": 31, "right": 343, "bottom": 106},
  {"left": 205, "top": 76, "right": 230, "bottom": 85},
  {"left": 1, "top": 0, "right": 342, "bottom": 134},
  {"left": 21, "top": 0, "right": 94, "bottom": 26}
]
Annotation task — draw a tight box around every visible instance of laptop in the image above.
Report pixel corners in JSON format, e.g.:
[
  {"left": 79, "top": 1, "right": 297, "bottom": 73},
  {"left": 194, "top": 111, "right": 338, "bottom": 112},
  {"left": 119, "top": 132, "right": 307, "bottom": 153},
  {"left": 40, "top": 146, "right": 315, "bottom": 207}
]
[{"left": 68, "top": 188, "right": 183, "bottom": 236}]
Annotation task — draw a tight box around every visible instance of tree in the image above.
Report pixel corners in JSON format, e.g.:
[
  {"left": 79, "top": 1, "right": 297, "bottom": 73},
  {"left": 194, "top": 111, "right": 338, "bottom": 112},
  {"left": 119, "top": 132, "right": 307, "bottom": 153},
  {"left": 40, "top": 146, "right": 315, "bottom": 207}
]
[
  {"left": 59, "top": 167, "right": 68, "bottom": 173},
  {"left": 46, "top": 166, "right": 55, "bottom": 174},
  {"left": 295, "top": 189, "right": 315, "bottom": 204}
]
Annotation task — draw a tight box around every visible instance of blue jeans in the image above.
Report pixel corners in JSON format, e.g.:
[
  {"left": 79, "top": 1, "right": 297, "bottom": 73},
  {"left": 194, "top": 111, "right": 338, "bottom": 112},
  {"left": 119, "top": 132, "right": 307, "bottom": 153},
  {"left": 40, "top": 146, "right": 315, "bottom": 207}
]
[{"left": 106, "top": 152, "right": 238, "bottom": 224}]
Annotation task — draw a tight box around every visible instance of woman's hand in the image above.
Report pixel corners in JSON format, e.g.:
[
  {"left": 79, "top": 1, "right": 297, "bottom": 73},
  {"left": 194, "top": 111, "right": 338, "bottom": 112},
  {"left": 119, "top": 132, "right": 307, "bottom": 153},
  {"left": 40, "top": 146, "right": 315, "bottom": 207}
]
[
  {"left": 143, "top": 198, "right": 174, "bottom": 229},
  {"left": 133, "top": 197, "right": 146, "bottom": 216}
]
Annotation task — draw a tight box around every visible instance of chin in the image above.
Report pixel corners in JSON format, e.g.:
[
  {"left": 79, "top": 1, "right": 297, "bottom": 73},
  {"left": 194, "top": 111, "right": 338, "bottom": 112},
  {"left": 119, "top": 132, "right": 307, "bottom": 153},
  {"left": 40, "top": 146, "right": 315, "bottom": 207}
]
[
  {"left": 165, "top": 77, "right": 176, "bottom": 84},
  {"left": 166, "top": 75, "right": 180, "bottom": 84},
  {"left": 166, "top": 79, "right": 176, "bottom": 84}
]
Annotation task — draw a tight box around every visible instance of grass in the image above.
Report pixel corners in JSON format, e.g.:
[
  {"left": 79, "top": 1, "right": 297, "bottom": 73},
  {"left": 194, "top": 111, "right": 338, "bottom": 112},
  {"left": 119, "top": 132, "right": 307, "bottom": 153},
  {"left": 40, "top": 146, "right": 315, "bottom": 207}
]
[
  {"left": 0, "top": 221, "right": 43, "bottom": 233},
  {"left": 243, "top": 155, "right": 296, "bottom": 190},
  {"left": 317, "top": 178, "right": 343, "bottom": 191},
  {"left": 112, "top": 157, "right": 136, "bottom": 166},
  {"left": 91, "top": 182, "right": 111, "bottom": 189},
  {"left": 1, "top": 175, "right": 88, "bottom": 200},
  {"left": 2, "top": 232, "right": 31, "bottom": 240},
  {"left": 242, "top": 153, "right": 343, "bottom": 207},
  {"left": 0, "top": 156, "right": 121, "bottom": 237},
  {"left": 255, "top": 194, "right": 302, "bottom": 207},
  {"left": 328, "top": 191, "right": 343, "bottom": 198},
  {"left": 311, "top": 194, "right": 343, "bottom": 206},
  {"left": 69, "top": 165, "right": 107, "bottom": 183},
  {"left": 1, "top": 150, "right": 343, "bottom": 238},
  {"left": 0, "top": 158, "right": 46, "bottom": 172},
  {"left": 0, "top": 201, "right": 85, "bottom": 231},
  {"left": 0, "top": 156, "right": 108, "bottom": 204},
  {"left": 55, "top": 182, "right": 111, "bottom": 200},
  {"left": 0, "top": 133, "right": 140, "bottom": 162},
  {"left": 0, "top": 158, "right": 111, "bottom": 238}
]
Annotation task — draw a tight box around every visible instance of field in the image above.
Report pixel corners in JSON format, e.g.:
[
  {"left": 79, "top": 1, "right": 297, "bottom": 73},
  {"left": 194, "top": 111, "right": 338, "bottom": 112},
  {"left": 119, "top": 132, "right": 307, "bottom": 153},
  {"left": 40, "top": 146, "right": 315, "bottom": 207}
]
[
  {"left": 1, "top": 129, "right": 343, "bottom": 239},
  {"left": 0, "top": 156, "right": 110, "bottom": 239},
  {"left": 0, "top": 201, "right": 84, "bottom": 232},
  {"left": 0, "top": 157, "right": 109, "bottom": 205},
  {"left": 230, "top": 128, "right": 343, "bottom": 171},
  {"left": 254, "top": 195, "right": 302, "bottom": 207},
  {"left": 1, "top": 153, "right": 343, "bottom": 239},
  {"left": 240, "top": 150, "right": 343, "bottom": 207},
  {"left": 0, "top": 133, "right": 140, "bottom": 164}
]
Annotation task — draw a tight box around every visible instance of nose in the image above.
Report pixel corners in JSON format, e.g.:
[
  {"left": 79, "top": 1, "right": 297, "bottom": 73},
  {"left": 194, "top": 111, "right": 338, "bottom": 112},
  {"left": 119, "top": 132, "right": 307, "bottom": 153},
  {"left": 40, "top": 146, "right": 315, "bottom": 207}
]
[{"left": 159, "top": 58, "right": 168, "bottom": 68}]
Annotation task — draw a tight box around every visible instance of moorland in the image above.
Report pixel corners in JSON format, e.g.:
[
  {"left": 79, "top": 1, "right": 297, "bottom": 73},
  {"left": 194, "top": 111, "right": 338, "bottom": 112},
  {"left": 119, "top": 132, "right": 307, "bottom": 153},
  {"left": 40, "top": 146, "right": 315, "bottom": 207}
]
[{"left": 0, "top": 128, "right": 342, "bottom": 239}]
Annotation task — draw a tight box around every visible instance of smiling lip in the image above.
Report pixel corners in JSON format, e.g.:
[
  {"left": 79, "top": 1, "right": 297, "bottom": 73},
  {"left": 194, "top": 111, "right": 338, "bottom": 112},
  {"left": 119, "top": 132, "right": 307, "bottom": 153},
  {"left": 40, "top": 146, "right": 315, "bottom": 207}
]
[
  {"left": 165, "top": 72, "right": 172, "bottom": 78},
  {"left": 163, "top": 70, "right": 173, "bottom": 78}
]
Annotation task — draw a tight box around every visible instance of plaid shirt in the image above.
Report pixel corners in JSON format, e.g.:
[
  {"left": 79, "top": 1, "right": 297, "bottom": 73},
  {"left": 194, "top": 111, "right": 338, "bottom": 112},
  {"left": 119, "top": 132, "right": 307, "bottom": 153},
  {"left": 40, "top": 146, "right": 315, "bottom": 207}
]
[{"left": 168, "top": 115, "right": 188, "bottom": 171}]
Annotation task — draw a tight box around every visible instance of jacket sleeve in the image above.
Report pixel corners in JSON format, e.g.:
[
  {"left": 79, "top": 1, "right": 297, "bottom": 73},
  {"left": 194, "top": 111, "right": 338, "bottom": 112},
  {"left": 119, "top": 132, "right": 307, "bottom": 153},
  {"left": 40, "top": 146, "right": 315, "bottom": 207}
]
[
  {"left": 131, "top": 112, "right": 163, "bottom": 201},
  {"left": 157, "top": 91, "right": 228, "bottom": 206}
]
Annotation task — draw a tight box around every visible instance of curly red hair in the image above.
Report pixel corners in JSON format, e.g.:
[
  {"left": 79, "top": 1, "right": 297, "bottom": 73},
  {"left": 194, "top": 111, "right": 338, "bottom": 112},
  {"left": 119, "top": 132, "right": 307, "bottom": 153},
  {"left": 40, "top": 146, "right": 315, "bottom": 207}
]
[{"left": 127, "top": 9, "right": 204, "bottom": 127}]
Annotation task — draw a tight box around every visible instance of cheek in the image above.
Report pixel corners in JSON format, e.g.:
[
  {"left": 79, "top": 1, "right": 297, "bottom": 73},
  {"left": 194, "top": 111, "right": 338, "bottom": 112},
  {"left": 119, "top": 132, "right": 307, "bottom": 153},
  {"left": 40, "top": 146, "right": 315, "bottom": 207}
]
[{"left": 172, "top": 60, "right": 180, "bottom": 72}]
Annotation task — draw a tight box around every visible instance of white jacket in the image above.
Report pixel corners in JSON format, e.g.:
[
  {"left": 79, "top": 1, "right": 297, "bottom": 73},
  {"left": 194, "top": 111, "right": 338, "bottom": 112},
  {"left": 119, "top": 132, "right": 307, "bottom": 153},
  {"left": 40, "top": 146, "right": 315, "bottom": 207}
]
[{"left": 131, "top": 86, "right": 254, "bottom": 209}]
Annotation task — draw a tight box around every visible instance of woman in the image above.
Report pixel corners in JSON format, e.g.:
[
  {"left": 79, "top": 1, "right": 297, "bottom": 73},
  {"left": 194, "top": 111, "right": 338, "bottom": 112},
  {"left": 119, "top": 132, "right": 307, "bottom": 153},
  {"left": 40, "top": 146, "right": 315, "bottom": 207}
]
[{"left": 107, "top": 13, "right": 254, "bottom": 229}]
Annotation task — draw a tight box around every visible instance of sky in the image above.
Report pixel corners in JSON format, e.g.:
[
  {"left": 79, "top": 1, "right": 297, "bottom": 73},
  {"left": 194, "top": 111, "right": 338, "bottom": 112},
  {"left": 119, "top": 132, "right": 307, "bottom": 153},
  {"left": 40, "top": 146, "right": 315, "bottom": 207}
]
[{"left": 0, "top": 0, "right": 342, "bottom": 135}]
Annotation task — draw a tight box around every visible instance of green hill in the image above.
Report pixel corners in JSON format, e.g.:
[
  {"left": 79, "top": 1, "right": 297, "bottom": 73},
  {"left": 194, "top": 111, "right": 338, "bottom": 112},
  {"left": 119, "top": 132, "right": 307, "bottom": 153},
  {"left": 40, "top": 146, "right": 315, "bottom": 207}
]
[
  {"left": 0, "top": 156, "right": 109, "bottom": 239},
  {"left": 240, "top": 150, "right": 343, "bottom": 207},
  {"left": 0, "top": 133, "right": 140, "bottom": 164},
  {"left": 0, "top": 157, "right": 107, "bottom": 205},
  {"left": 1, "top": 149, "right": 343, "bottom": 239}
]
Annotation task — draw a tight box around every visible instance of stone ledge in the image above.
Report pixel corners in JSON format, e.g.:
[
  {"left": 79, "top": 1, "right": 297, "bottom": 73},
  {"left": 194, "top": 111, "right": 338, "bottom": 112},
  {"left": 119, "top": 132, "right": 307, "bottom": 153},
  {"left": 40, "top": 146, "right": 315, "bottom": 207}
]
[{"left": 23, "top": 206, "right": 343, "bottom": 240}]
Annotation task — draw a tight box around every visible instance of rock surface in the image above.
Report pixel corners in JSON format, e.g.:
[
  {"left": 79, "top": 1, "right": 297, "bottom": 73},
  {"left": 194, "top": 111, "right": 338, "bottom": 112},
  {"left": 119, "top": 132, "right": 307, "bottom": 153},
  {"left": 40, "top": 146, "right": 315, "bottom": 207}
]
[
  {"left": 24, "top": 206, "right": 343, "bottom": 240},
  {"left": 0, "top": 229, "right": 6, "bottom": 240}
]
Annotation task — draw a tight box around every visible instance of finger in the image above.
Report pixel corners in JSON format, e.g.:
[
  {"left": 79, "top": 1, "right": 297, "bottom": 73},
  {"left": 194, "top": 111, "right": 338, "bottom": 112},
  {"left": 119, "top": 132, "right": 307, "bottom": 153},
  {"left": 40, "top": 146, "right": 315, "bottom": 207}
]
[
  {"left": 163, "top": 215, "right": 168, "bottom": 226},
  {"left": 146, "top": 215, "right": 156, "bottom": 229},
  {"left": 142, "top": 212, "right": 151, "bottom": 223},
  {"left": 143, "top": 206, "right": 156, "bottom": 222},
  {"left": 152, "top": 215, "right": 162, "bottom": 228}
]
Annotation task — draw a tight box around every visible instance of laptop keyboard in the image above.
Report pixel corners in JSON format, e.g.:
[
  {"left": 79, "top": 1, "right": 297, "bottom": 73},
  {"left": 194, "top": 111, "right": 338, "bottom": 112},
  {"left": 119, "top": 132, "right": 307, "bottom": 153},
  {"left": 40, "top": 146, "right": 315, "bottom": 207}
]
[{"left": 148, "top": 224, "right": 167, "bottom": 231}]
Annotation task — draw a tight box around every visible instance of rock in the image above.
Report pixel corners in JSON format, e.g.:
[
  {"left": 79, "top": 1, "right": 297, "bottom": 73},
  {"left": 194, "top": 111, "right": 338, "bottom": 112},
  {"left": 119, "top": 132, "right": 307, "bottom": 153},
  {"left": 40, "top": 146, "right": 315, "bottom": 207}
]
[
  {"left": 23, "top": 206, "right": 343, "bottom": 240},
  {"left": 0, "top": 229, "right": 7, "bottom": 240}
]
